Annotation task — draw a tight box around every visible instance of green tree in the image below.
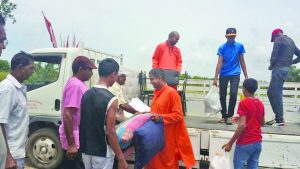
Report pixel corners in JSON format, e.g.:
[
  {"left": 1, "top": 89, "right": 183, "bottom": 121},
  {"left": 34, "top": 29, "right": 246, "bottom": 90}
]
[
  {"left": 0, "top": 59, "right": 9, "bottom": 71},
  {"left": 25, "top": 62, "right": 59, "bottom": 84},
  {"left": 286, "top": 66, "right": 300, "bottom": 82},
  {"left": 0, "top": 0, "right": 17, "bottom": 23}
]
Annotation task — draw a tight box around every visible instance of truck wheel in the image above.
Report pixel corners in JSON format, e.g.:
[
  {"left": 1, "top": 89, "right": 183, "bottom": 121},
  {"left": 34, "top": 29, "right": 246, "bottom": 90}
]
[{"left": 26, "top": 128, "right": 64, "bottom": 169}]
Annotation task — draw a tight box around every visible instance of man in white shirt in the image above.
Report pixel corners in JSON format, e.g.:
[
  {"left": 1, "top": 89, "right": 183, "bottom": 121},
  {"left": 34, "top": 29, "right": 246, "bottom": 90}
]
[
  {"left": 0, "top": 52, "right": 34, "bottom": 169},
  {"left": 109, "top": 74, "right": 137, "bottom": 122},
  {"left": 0, "top": 14, "right": 8, "bottom": 169}
]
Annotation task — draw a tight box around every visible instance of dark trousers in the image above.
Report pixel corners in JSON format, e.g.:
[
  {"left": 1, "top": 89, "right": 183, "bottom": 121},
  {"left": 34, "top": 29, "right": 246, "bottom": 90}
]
[
  {"left": 61, "top": 150, "right": 85, "bottom": 169},
  {"left": 267, "top": 66, "right": 290, "bottom": 123},
  {"left": 219, "top": 75, "right": 240, "bottom": 119}
]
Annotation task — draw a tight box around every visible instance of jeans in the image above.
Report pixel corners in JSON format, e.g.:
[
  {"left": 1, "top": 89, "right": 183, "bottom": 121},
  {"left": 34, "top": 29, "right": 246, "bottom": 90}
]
[
  {"left": 234, "top": 142, "right": 262, "bottom": 169},
  {"left": 267, "top": 66, "right": 290, "bottom": 123},
  {"left": 219, "top": 75, "right": 240, "bottom": 119}
]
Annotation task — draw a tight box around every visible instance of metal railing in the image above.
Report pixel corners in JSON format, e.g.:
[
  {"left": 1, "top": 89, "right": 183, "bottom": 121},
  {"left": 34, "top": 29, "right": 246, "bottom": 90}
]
[{"left": 145, "top": 79, "right": 300, "bottom": 104}]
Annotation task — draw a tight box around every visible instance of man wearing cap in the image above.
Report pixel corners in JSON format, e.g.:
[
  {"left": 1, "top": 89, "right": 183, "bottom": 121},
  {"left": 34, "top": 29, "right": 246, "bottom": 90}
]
[
  {"left": 152, "top": 31, "right": 182, "bottom": 90},
  {"left": 213, "top": 28, "right": 248, "bottom": 124},
  {"left": 59, "top": 56, "right": 96, "bottom": 169},
  {"left": 266, "top": 28, "right": 300, "bottom": 126}
]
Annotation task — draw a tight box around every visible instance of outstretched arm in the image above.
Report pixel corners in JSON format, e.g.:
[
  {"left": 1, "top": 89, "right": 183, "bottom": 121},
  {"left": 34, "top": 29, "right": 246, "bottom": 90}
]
[{"left": 222, "top": 116, "right": 246, "bottom": 152}]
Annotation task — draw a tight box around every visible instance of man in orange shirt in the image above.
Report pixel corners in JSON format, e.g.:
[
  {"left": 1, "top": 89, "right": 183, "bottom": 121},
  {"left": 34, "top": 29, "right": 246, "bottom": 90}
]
[
  {"left": 144, "top": 68, "right": 195, "bottom": 169},
  {"left": 152, "top": 31, "right": 182, "bottom": 89}
]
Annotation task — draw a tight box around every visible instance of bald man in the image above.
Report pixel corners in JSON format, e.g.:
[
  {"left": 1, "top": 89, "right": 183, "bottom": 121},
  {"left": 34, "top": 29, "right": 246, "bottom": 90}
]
[{"left": 152, "top": 31, "right": 182, "bottom": 90}]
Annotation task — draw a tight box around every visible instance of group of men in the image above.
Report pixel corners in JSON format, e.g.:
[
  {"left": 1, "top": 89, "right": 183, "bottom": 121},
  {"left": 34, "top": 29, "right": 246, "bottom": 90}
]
[
  {"left": 149, "top": 28, "right": 300, "bottom": 169},
  {"left": 151, "top": 27, "right": 300, "bottom": 127},
  {"left": 0, "top": 8, "right": 300, "bottom": 169},
  {"left": 59, "top": 50, "right": 195, "bottom": 169}
]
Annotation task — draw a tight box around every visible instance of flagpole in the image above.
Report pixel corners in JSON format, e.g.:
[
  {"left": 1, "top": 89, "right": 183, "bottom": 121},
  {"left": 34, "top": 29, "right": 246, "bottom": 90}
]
[{"left": 60, "top": 33, "right": 62, "bottom": 48}]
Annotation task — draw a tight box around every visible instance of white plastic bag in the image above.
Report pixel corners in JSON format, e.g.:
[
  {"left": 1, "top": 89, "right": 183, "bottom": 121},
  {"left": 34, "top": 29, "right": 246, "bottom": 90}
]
[
  {"left": 209, "top": 152, "right": 230, "bottom": 169},
  {"left": 204, "top": 86, "right": 222, "bottom": 115}
]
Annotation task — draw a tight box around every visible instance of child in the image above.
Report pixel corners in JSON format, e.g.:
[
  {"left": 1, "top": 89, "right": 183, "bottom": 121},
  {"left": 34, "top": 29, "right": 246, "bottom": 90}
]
[{"left": 222, "top": 78, "right": 265, "bottom": 169}]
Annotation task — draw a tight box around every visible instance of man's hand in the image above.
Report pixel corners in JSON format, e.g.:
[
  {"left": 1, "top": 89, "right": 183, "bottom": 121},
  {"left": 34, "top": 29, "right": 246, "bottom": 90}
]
[
  {"left": 229, "top": 116, "right": 240, "bottom": 124},
  {"left": 213, "top": 79, "right": 218, "bottom": 86},
  {"left": 66, "top": 144, "right": 78, "bottom": 160},
  {"left": 118, "top": 158, "right": 128, "bottom": 169},
  {"left": 222, "top": 142, "right": 233, "bottom": 152},
  {"left": 151, "top": 113, "right": 162, "bottom": 122},
  {"left": 5, "top": 153, "right": 16, "bottom": 169}
]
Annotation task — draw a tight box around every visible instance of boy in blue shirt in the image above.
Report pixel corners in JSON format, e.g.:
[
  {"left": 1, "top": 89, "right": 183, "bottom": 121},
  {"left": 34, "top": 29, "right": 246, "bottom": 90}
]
[{"left": 213, "top": 28, "right": 248, "bottom": 124}]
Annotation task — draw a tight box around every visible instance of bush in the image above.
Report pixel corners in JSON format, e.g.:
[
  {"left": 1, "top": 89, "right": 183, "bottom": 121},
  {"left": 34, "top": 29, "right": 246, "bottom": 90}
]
[
  {"left": 0, "top": 71, "right": 8, "bottom": 81},
  {"left": 0, "top": 60, "right": 9, "bottom": 72}
]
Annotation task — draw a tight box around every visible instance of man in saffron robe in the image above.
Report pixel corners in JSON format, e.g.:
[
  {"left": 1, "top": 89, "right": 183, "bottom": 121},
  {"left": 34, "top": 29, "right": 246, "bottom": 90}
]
[
  {"left": 144, "top": 68, "right": 195, "bottom": 169},
  {"left": 152, "top": 31, "right": 182, "bottom": 90}
]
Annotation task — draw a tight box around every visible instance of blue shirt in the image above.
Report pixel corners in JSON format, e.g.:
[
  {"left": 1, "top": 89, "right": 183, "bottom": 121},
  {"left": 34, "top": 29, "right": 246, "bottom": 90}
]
[{"left": 217, "top": 41, "right": 245, "bottom": 76}]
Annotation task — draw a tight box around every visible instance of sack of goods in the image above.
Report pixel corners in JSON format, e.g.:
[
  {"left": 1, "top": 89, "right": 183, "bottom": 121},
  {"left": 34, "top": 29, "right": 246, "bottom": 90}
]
[
  {"left": 204, "top": 86, "right": 222, "bottom": 115},
  {"left": 116, "top": 113, "right": 151, "bottom": 150}
]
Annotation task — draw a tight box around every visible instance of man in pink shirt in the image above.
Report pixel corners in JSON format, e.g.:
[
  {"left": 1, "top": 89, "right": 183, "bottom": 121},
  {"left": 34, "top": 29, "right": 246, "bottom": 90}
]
[
  {"left": 152, "top": 31, "right": 182, "bottom": 89},
  {"left": 59, "top": 56, "right": 96, "bottom": 169}
]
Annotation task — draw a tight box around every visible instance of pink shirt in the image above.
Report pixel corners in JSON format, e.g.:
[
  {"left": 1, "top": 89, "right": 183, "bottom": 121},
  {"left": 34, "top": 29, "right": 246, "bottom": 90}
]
[{"left": 59, "top": 77, "right": 88, "bottom": 150}]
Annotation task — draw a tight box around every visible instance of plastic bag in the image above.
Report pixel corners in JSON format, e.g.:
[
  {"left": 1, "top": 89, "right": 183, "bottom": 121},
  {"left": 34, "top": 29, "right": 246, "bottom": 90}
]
[
  {"left": 204, "top": 86, "right": 221, "bottom": 115},
  {"left": 209, "top": 152, "right": 230, "bottom": 169}
]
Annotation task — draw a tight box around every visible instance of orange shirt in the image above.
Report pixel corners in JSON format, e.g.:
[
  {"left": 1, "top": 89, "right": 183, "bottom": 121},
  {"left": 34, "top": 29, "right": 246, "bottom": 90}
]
[
  {"left": 152, "top": 42, "right": 182, "bottom": 72},
  {"left": 145, "top": 85, "right": 195, "bottom": 169}
]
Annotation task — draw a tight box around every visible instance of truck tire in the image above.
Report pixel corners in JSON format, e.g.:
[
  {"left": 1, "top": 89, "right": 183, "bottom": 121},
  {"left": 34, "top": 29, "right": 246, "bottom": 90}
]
[{"left": 26, "top": 128, "right": 63, "bottom": 169}]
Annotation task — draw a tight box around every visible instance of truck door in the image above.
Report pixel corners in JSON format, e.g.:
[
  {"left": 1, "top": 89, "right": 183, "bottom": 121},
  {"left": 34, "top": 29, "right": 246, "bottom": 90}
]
[{"left": 26, "top": 53, "right": 66, "bottom": 117}]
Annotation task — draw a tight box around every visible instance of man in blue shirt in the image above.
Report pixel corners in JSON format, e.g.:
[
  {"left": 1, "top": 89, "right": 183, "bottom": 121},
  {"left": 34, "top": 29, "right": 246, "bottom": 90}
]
[{"left": 213, "top": 28, "right": 248, "bottom": 124}]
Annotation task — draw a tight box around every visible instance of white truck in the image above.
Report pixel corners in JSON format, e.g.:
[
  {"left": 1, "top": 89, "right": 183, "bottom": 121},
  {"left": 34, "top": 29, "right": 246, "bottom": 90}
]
[{"left": 26, "top": 47, "right": 140, "bottom": 168}]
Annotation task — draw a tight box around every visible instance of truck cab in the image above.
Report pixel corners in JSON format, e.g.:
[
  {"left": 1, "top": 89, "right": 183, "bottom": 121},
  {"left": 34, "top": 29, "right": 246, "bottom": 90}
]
[{"left": 26, "top": 47, "right": 139, "bottom": 168}]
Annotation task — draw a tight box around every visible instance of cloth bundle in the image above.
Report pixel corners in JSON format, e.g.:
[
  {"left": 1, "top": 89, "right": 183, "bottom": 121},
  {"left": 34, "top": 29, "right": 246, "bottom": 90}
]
[{"left": 116, "top": 113, "right": 151, "bottom": 150}]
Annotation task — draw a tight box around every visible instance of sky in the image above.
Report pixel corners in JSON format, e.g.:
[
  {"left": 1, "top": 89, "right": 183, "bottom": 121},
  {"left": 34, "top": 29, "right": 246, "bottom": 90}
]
[{"left": 2, "top": 0, "right": 300, "bottom": 81}]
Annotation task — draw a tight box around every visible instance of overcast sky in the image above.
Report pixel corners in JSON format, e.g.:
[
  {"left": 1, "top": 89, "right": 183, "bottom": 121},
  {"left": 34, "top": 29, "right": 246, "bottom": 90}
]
[{"left": 2, "top": 0, "right": 300, "bottom": 81}]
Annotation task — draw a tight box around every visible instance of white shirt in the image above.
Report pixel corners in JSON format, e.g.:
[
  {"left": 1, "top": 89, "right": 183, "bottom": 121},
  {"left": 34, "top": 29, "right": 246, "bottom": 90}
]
[
  {"left": 0, "top": 74, "right": 29, "bottom": 159},
  {"left": 108, "top": 82, "right": 126, "bottom": 106}
]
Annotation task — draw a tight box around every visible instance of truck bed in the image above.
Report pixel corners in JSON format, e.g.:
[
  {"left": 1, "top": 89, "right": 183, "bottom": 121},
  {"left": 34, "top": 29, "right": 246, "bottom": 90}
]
[{"left": 185, "top": 116, "right": 300, "bottom": 136}]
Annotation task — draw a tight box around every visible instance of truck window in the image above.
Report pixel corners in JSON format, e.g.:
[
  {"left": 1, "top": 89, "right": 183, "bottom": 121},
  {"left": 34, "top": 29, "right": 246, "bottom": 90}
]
[{"left": 25, "top": 54, "right": 62, "bottom": 91}]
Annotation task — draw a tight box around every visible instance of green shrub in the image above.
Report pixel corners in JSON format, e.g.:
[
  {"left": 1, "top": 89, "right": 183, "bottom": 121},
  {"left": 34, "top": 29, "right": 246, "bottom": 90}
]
[
  {"left": 0, "top": 71, "right": 8, "bottom": 82},
  {"left": 0, "top": 60, "right": 10, "bottom": 72}
]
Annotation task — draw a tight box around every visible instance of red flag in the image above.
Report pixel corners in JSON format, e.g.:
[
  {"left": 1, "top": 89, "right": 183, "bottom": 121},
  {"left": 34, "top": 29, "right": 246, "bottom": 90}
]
[{"left": 42, "top": 12, "right": 57, "bottom": 48}]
